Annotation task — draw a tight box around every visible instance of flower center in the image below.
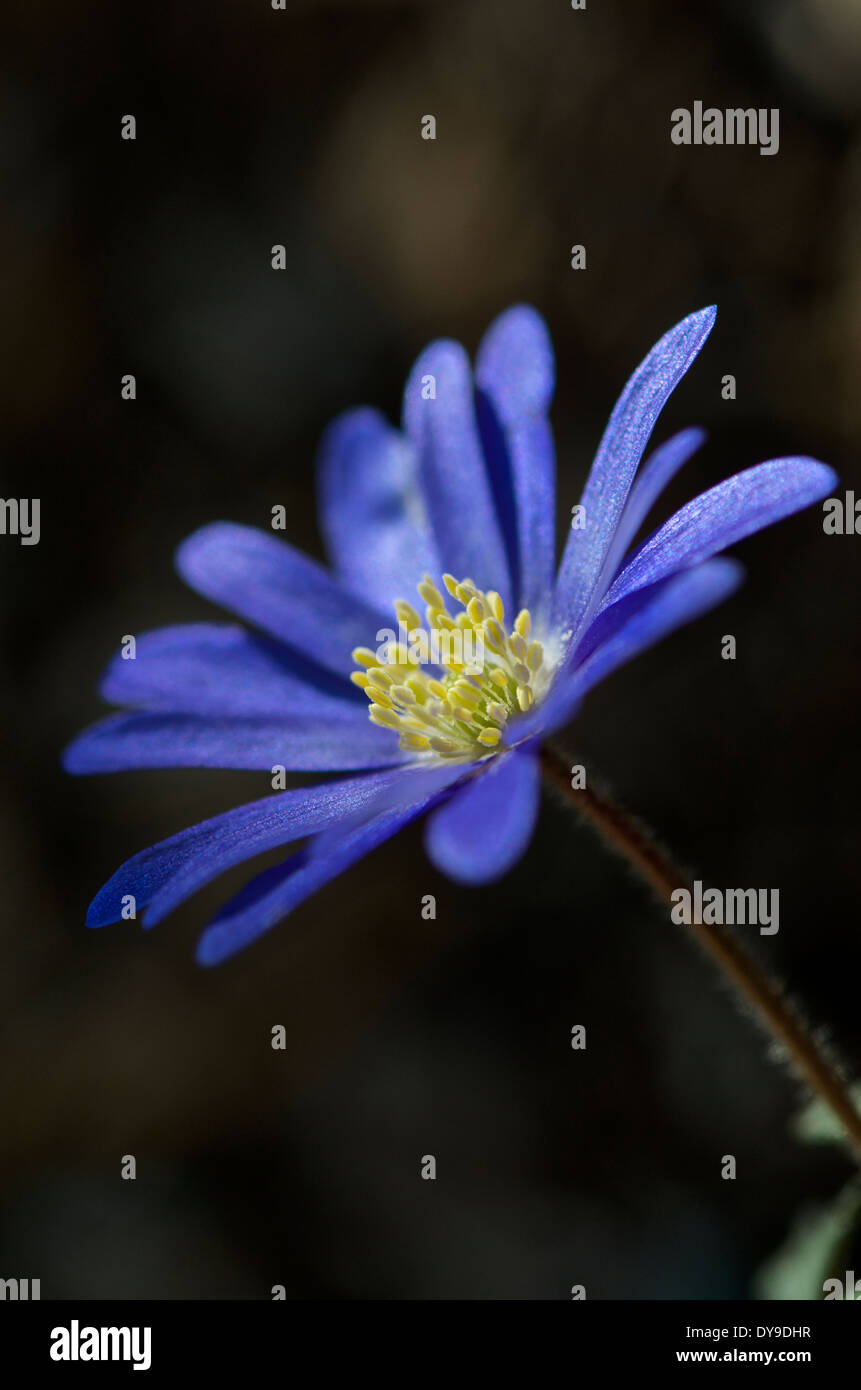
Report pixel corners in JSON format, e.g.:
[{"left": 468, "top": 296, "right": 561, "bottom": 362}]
[{"left": 351, "top": 573, "right": 546, "bottom": 760}]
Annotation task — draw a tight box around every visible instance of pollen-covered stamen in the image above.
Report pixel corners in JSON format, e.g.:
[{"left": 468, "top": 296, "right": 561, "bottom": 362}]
[{"left": 350, "top": 573, "right": 549, "bottom": 760}]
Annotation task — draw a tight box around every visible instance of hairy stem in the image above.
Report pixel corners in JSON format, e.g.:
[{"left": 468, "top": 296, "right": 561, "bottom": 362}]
[{"left": 539, "top": 742, "right": 861, "bottom": 1162}]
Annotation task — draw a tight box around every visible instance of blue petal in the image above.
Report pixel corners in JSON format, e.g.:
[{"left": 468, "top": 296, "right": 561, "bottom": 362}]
[
  {"left": 62, "top": 710, "right": 406, "bottom": 774},
  {"left": 175, "top": 523, "right": 388, "bottom": 679},
  {"left": 552, "top": 306, "right": 717, "bottom": 642},
  {"left": 195, "top": 763, "right": 465, "bottom": 964},
  {"left": 604, "top": 457, "right": 837, "bottom": 609},
  {"left": 600, "top": 427, "right": 706, "bottom": 586},
  {"left": 424, "top": 749, "right": 539, "bottom": 885},
  {"left": 475, "top": 305, "right": 556, "bottom": 616},
  {"left": 99, "top": 623, "right": 365, "bottom": 716},
  {"left": 518, "top": 558, "right": 744, "bottom": 740},
  {"left": 317, "top": 407, "right": 441, "bottom": 611},
  {"left": 83, "top": 768, "right": 416, "bottom": 929},
  {"left": 402, "top": 339, "right": 512, "bottom": 607}
]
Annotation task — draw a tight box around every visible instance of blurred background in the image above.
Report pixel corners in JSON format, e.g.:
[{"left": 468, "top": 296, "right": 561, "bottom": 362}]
[{"left": 1, "top": 0, "right": 861, "bottom": 1299}]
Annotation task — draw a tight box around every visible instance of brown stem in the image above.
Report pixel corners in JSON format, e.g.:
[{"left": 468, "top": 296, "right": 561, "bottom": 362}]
[{"left": 539, "top": 742, "right": 861, "bottom": 1162}]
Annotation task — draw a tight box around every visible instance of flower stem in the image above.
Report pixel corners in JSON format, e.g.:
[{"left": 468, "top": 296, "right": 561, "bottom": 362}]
[{"left": 539, "top": 742, "right": 861, "bottom": 1162}]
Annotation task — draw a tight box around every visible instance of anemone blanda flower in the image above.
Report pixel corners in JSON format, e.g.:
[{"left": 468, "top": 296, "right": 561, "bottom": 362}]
[{"left": 63, "top": 305, "right": 835, "bottom": 965}]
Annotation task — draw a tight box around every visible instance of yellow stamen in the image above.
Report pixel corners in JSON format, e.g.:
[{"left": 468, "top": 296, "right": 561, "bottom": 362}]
[
  {"left": 368, "top": 686, "right": 393, "bottom": 709},
  {"left": 349, "top": 572, "right": 549, "bottom": 762},
  {"left": 467, "top": 596, "right": 486, "bottom": 624},
  {"left": 370, "top": 705, "right": 401, "bottom": 728},
  {"left": 484, "top": 619, "right": 506, "bottom": 651},
  {"left": 429, "top": 735, "right": 458, "bottom": 754},
  {"left": 368, "top": 666, "right": 393, "bottom": 687},
  {"left": 486, "top": 591, "right": 504, "bottom": 622},
  {"left": 400, "top": 732, "right": 431, "bottom": 751},
  {"left": 418, "top": 576, "right": 445, "bottom": 609},
  {"left": 394, "top": 600, "right": 422, "bottom": 632}
]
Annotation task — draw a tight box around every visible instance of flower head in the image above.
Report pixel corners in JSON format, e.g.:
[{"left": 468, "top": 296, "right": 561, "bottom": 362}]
[{"left": 64, "top": 305, "right": 836, "bottom": 963}]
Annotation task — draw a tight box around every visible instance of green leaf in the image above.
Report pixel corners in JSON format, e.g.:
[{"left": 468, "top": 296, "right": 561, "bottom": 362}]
[
  {"left": 792, "top": 1083, "right": 861, "bottom": 1148},
  {"left": 755, "top": 1181, "right": 861, "bottom": 1300}
]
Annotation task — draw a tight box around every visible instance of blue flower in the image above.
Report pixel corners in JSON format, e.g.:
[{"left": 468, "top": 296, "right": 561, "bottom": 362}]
[{"left": 64, "top": 306, "right": 835, "bottom": 964}]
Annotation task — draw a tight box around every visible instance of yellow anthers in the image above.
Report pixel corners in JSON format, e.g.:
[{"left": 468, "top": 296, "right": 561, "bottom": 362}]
[
  {"left": 370, "top": 705, "right": 401, "bottom": 728},
  {"left": 452, "top": 682, "right": 480, "bottom": 707},
  {"left": 429, "top": 607, "right": 455, "bottom": 632},
  {"left": 486, "top": 591, "right": 504, "bottom": 622},
  {"left": 467, "top": 596, "right": 486, "bottom": 625},
  {"left": 400, "top": 732, "right": 431, "bottom": 751},
  {"left": 410, "top": 705, "right": 439, "bottom": 728},
  {"left": 401, "top": 716, "right": 432, "bottom": 734},
  {"left": 395, "top": 600, "right": 422, "bottom": 631},
  {"left": 429, "top": 735, "right": 457, "bottom": 753},
  {"left": 350, "top": 573, "right": 550, "bottom": 761},
  {"left": 417, "top": 576, "right": 445, "bottom": 609},
  {"left": 351, "top": 647, "right": 378, "bottom": 668},
  {"left": 368, "top": 666, "right": 393, "bottom": 687}
]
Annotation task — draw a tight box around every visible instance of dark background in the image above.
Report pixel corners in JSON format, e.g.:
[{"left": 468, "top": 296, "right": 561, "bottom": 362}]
[{"left": 1, "top": 0, "right": 860, "bottom": 1299}]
